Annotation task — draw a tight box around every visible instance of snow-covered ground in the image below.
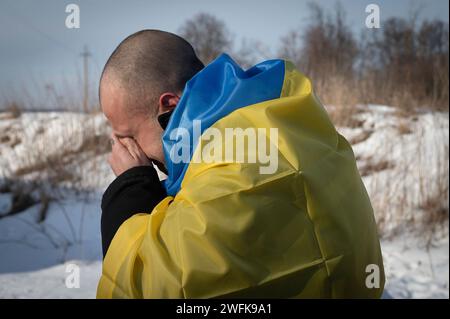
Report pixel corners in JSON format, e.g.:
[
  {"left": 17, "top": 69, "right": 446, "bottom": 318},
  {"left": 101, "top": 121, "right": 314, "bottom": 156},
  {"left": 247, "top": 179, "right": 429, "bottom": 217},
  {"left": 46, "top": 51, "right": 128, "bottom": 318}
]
[
  {"left": 0, "top": 112, "right": 113, "bottom": 191},
  {"left": 0, "top": 105, "right": 448, "bottom": 298},
  {"left": 339, "top": 105, "right": 449, "bottom": 235},
  {"left": 382, "top": 235, "right": 449, "bottom": 299},
  {"left": 0, "top": 195, "right": 447, "bottom": 299},
  {"left": 0, "top": 196, "right": 103, "bottom": 298}
]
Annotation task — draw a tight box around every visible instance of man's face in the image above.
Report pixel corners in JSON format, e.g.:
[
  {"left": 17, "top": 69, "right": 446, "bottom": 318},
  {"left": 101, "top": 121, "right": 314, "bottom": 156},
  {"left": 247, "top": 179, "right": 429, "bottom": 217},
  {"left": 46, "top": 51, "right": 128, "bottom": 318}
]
[{"left": 100, "top": 80, "right": 166, "bottom": 167}]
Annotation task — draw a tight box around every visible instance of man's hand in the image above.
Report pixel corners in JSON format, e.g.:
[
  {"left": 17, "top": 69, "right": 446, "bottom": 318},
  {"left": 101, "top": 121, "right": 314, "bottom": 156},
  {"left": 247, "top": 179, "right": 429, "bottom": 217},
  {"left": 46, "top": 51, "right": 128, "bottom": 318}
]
[{"left": 108, "top": 134, "right": 151, "bottom": 176}]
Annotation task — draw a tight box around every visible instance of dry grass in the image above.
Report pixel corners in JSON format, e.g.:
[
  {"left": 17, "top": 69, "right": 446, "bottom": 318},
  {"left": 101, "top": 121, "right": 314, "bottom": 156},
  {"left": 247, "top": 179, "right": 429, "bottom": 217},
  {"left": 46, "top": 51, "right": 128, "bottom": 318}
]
[
  {"left": 0, "top": 102, "right": 22, "bottom": 120},
  {"left": 397, "top": 120, "right": 414, "bottom": 135},
  {"left": 359, "top": 158, "right": 395, "bottom": 177},
  {"left": 348, "top": 129, "right": 373, "bottom": 145}
]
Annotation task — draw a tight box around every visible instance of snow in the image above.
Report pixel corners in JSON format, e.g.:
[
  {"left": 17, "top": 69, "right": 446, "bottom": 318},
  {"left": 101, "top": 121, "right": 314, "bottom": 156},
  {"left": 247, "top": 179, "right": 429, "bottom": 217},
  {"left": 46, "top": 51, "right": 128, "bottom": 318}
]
[
  {"left": 0, "top": 196, "right": 102, "bottom": 273},
  {"left": 0, "top": 196, "right": 448, "bottom": 299},
  {"left": 0, "top": 106, "right": 448, "bottom": 298},
  {"left": 0, "top": 194, "right": 103, "bottom": 298},
  {"left": 0, "top": 112, "right": 114, "bottom": 191},
  {"left": 337, "top": 105, "right": 449, "bottom": 235},
  {"left": 0, "top": 193, "right": 12, "bottom": 217},
  {"left": 382, "top": 235, "right": 449, "bottom": 299},
  {"left": 0, "top": 261, "right": 102, "bottom": 299}
]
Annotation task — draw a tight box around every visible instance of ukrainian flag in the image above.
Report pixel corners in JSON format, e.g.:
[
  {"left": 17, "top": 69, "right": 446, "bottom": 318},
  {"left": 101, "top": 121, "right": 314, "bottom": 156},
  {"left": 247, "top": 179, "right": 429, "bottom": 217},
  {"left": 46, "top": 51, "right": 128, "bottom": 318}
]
[{"left": 97, "top": 54, "right": 385, "bottom": 298}]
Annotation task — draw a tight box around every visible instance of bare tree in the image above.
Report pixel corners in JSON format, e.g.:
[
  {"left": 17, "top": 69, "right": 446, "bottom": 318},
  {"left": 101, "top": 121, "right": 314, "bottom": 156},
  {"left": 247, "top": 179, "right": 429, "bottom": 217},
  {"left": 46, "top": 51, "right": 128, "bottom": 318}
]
[
  {"left": 302, "top": 2, "right": 358, "bottom": 78},
  {"left": 278, "top": 30, "right": 303, "bottom": 68},
  {"left": 279, "top": 2, "right": 358, "bottom": 78},
  {"left": 365, "top": 16, "right": 449, "bottom": 109},
  {"left": 179, "top": 13, "right": 233, "bottom": 64},
  {"left": 234, "top": 38, "right": 270, "bottom": 69}
]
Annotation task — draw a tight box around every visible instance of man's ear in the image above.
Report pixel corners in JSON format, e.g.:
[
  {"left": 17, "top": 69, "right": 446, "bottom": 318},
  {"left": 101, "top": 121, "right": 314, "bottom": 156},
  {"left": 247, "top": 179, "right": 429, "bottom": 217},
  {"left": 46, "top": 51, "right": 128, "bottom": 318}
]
[{"left": 158, "top": 92, "right": 179, "bottom": 114}]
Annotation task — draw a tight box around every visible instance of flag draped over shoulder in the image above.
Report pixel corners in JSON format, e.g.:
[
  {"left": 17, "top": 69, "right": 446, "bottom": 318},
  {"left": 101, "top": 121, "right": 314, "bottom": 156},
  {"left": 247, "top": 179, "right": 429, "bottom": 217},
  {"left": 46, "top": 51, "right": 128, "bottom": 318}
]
[{"left": 97, "top": 54, "right": 385, "bottom": 298}]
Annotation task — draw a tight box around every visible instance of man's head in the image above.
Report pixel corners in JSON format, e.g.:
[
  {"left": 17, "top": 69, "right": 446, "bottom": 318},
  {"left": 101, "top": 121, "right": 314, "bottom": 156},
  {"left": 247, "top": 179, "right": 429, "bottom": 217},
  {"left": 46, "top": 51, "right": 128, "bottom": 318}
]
[{"left": 100, "top": 30, "right": 204, "bottom": 168}]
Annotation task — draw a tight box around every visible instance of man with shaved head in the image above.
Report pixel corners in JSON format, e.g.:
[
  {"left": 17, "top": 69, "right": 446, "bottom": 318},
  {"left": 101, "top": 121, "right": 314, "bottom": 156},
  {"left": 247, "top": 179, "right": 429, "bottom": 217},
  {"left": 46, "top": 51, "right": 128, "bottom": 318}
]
[
  {"left": 100, "top": 30, "right": 203, "bottom": 173},
  {"left": 99, "top": 30, "right": 203, "bottom": 268},
  {"left": 97, "top": 30, "right": 385, "bottom": 299}
]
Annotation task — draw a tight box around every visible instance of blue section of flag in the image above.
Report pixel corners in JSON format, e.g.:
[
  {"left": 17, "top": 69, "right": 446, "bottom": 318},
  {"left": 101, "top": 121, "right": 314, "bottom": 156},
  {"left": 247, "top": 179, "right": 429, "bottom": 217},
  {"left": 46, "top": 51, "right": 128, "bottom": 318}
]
[{"left": 162, "top": 53, "right": 285, "bottom": 196}]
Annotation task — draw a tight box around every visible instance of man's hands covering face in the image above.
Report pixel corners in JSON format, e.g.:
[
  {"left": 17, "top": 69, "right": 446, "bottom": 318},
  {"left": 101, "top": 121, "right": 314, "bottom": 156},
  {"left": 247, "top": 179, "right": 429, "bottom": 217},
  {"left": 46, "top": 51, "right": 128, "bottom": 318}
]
[{"left": 108, "top": 134, "right": 151, "bottom": 176}]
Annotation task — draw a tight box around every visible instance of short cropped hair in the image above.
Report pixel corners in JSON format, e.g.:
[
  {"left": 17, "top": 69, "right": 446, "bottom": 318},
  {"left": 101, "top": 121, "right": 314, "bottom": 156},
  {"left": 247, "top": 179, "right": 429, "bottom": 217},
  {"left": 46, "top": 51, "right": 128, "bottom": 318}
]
[{"left": 100, "top": 29, "right": 204, "bottom": 116}]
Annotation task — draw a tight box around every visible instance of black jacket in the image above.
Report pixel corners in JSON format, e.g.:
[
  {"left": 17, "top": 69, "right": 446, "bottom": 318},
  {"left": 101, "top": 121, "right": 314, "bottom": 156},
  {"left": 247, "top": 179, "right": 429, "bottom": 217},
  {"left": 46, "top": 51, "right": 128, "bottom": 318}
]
[{"left": 100, "top": 166, "right": 166, "bottom": 257}]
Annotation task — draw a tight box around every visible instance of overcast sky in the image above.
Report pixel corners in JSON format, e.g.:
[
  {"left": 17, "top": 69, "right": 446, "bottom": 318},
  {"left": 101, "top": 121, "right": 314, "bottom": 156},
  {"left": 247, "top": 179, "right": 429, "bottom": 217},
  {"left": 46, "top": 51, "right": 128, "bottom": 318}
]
[{"left": 0, "top": 0, "right": 448, "bottom": 109}]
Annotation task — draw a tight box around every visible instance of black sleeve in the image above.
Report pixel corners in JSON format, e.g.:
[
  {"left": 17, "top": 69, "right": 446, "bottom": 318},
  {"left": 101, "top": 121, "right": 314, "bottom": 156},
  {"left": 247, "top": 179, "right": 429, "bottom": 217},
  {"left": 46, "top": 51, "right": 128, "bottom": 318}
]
[{"left": 101, "top": 165, "right": 167, "bottom": 258}]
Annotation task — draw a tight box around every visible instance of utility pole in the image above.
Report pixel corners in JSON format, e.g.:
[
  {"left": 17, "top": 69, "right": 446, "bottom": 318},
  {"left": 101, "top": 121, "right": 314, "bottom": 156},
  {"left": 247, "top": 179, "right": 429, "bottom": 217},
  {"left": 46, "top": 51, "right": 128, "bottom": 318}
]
[{"left": 81, "top": 45, "right": 91, "bottom": 113}]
